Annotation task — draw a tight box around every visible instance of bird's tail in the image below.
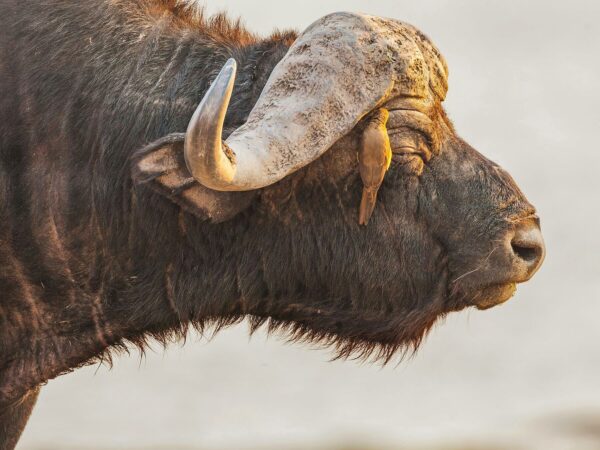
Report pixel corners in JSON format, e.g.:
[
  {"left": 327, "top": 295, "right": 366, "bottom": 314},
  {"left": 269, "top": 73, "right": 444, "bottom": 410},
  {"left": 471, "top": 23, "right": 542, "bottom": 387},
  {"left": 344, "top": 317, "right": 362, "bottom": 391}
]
[{"left": 359, "top": 188, "right": 378, "bottom": 225}]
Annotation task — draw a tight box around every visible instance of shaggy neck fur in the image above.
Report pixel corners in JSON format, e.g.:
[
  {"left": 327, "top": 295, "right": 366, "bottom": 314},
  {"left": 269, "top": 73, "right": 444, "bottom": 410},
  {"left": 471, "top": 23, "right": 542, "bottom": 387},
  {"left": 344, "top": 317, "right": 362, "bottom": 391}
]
[{"left": 0, "top": 0, "right": 298, "bottom": 406}]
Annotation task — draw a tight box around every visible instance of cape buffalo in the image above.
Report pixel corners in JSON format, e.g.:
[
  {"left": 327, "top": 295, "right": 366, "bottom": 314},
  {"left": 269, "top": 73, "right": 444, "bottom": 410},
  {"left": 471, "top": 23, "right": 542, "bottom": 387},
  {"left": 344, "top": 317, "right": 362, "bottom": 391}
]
[{"left": 0, "top": 1, "right": 545, "bottom": 447}]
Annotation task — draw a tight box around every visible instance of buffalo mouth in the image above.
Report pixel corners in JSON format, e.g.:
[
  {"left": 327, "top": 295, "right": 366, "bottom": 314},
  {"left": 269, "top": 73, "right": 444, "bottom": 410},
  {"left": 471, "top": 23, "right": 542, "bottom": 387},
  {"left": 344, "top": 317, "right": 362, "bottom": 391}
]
[
  {"left": 448, "top": 281, "right": 518, "bottom": 312},
  {"left": 472, "top": 282, "right": 517, "bottom": 310}
]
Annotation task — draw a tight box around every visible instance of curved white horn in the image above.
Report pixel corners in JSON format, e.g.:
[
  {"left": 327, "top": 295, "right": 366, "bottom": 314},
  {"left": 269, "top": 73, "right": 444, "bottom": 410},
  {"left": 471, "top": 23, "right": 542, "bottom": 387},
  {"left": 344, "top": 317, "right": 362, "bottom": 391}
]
[
  {"left": 184, "top": 58, "right": 238, "bottom": 190},
  {"left": 184, "top": 13, "right": 448, "bottom": 192}
]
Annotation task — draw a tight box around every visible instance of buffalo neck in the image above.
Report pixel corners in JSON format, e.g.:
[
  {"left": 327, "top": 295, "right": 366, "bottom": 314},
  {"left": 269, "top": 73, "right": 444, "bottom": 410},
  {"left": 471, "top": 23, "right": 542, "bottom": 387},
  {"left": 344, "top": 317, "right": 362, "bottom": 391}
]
[{"left": 0, "top": 1, "right": 296, "bottom": 406}]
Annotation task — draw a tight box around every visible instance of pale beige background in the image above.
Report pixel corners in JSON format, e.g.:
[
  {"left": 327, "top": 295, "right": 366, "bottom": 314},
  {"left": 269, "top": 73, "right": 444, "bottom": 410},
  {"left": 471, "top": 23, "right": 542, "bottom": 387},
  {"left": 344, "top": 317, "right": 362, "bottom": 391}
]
[{"left": 18, "top": 1, "right": 600, "bottom": 449}]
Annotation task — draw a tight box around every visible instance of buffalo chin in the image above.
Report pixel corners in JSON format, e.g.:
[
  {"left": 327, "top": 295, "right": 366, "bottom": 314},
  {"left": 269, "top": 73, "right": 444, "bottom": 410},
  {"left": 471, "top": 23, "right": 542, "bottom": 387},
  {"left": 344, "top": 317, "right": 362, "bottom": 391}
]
[{"left": 473, "top": 283, "right": 517, "bottom": 310}]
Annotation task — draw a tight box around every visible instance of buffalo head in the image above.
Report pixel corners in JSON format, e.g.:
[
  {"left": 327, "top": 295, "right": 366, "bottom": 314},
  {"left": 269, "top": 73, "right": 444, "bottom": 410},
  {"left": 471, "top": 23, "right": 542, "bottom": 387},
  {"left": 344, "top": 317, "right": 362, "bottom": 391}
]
[{"left": 134, "top": 12, "right": 544, "bottom": 361}]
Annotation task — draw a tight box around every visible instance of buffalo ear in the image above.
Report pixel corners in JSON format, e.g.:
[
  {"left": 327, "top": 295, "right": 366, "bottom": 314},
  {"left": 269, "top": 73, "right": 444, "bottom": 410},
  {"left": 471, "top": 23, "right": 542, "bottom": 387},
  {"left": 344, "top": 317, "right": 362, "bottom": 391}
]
[{"left": 131, "top": 133, "right": 256, "bottom": 223}]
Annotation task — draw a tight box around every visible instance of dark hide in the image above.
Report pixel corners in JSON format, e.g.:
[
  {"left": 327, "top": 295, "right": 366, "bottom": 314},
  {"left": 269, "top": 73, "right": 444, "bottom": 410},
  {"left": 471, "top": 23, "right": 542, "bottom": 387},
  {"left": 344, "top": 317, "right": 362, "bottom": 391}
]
[
  {"left": 0, "top": 2, "right": 537, "bottom": 446},
  {"left": 0, "top": 0, "right": 296, "bottom": 408},
  {"left": 0, "top": 389, "right": 39, "bottom": 450}
]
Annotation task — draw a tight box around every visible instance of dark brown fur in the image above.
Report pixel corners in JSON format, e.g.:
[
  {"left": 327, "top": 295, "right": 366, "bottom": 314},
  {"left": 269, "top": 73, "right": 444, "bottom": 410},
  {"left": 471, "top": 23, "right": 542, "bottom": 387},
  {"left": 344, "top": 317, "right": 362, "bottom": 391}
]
[
  {"left": 0, "top": 389, "right": 39, "bottom": 450},
  {"left": 0, "top": 1, "right": 536, "bottom": 446}
]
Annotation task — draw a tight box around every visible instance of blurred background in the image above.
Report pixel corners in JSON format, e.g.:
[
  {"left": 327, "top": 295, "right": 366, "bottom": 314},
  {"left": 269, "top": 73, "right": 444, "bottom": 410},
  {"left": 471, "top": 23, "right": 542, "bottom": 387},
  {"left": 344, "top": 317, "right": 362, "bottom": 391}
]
[{"left": 18, "top": 0, "right": 600, "bottom": 449}]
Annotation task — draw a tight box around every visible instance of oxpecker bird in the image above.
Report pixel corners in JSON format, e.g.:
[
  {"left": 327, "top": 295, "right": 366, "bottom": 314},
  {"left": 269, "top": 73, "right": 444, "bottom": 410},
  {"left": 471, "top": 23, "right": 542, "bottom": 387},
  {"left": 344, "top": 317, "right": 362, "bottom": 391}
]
[{"left": 358, "top": 108, "right": 392, "bottom": 225}]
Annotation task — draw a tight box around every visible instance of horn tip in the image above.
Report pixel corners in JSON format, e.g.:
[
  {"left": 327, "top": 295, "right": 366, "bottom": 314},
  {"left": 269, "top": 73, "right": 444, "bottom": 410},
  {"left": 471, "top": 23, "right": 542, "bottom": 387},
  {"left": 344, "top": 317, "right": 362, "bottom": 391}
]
[{"left": 225, "top": 58, "right": 237, "bottom": 72}]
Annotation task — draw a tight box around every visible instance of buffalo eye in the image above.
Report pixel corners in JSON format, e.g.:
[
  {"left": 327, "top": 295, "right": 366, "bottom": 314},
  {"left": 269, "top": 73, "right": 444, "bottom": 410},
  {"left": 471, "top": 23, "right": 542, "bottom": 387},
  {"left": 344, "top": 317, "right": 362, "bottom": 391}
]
[
  {"left": 389, "top": 130, "right": 431, "bottom": 176},
  {"left": 391, "top": 147, "right": 426, "bottom": 175}
]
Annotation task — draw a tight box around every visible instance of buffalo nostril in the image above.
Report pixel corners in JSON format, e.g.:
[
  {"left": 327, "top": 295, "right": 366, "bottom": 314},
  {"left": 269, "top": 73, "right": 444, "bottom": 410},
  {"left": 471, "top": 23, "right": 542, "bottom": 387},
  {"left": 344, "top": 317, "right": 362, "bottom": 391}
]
[
  {"left": 510, "top": 219, "right": 545, "bottom": 278},
  {"left": 511, "top": 241, "right": 541, "bottom": 263}
]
